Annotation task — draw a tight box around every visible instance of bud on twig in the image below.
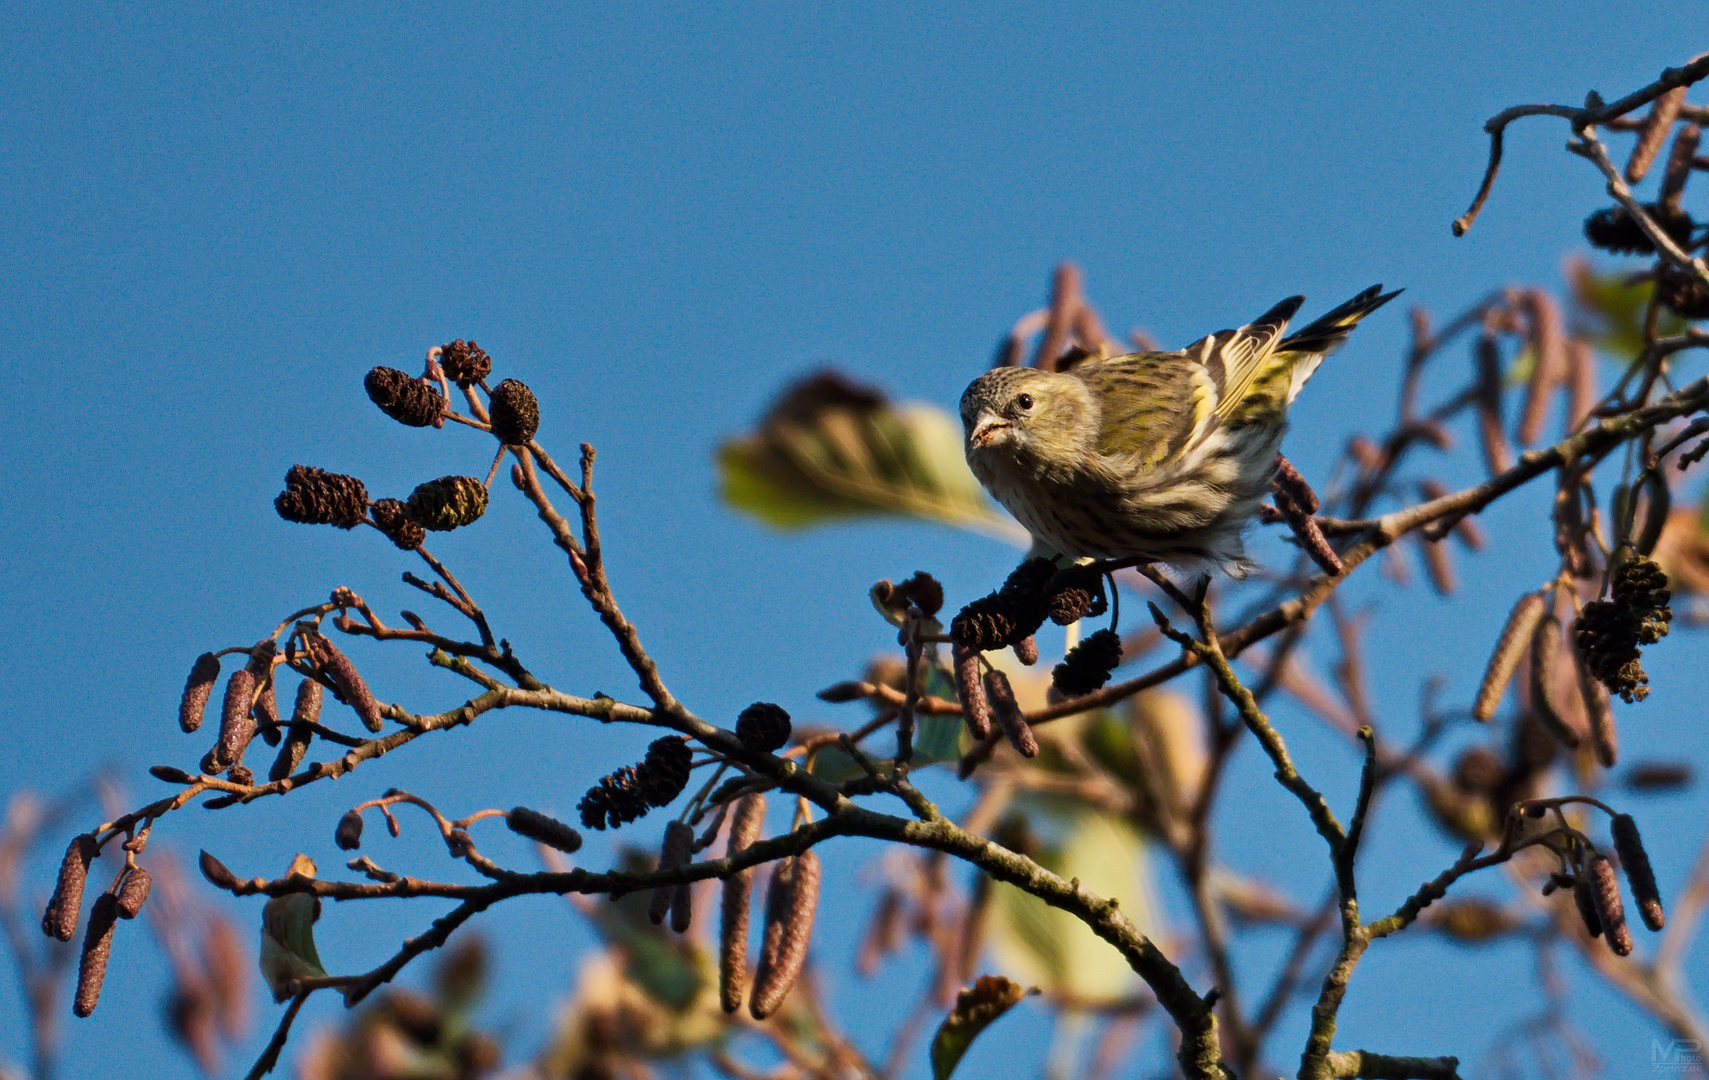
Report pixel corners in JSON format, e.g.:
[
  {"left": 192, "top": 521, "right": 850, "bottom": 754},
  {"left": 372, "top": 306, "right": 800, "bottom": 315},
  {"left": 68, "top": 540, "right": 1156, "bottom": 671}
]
[
  {"left": 750, "top": 850, "right": 820, "bottom": 1020},
  {"left": 1473, "top": 593, "right": 1546, "bottom": 722},
  {"left": 179, "top": 653, "right": 220, "bottom": 733},
  {"left": 817, "top": 681, "right": 867, "bottom": 703},
  {"left": 115, "top": 867, "right": 152, "bottom": 919},
  {"left": 506, "top": 807, "right": 583, "bottom": 853},
  {"left": 42, "top": 835, "right": 98, "bottom": 941},
  {"left": 149, "top": 766, "right": 194, "bottom": 784},
  {"left": 721, "top": 793, "right": 766, "bottom": 1013},
  {"left": 73, "top": 893, "right": 119, "bottom": 1017},
  {"left": 1611, "top": 814, "right": 1664, "bottom": 931},
  {"left": 650, "top": 821, "right": 694, "bottom": 926},
  {"left": 1587, "top": 855, "right": 1633, "bottom": 956},
  {"left": 198, "top": 850, "right": 240, "bottom": 892},
  {"left": 984, "top": 669, "right": 1037, "bottom": 758},
  {"left": 954, "top": 646, "right": 992, "bottom": 739}
]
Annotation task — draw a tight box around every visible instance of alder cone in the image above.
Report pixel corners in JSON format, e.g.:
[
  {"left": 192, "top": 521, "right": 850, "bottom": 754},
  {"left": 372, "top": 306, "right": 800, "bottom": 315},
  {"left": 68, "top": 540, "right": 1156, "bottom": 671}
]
[
  {"left": 750, "top": 849, "right": 820, "bottom": 1020},
  {"left": 720, "top": 793, "right": 766, "bottom": 1013},
  {"left": 274, "top": 466, "right": 369, "bottom": 529},
  {"left": 736, "top": 703, "right": 792, "bottom": 753},
  {"left": 440, "top": 339, "right": 491, "bottom": 387},
  {"left": 364, "top": 366, "right": 444, "bottom": 427},
  {"left": 488, "top": 378, "right": 540, "bottom": 444}
]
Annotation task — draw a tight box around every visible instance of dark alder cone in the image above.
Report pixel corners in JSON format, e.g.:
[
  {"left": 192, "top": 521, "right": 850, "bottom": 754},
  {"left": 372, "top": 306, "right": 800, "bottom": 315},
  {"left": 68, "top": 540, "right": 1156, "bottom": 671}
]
[
  {"left": 116, "top": 867, "right": 152, "bottom": 919},
  {"left": 750, "top": 850, "right": 821, "bottom": 1020},
  {"left": 1044, "top": 567, "right": 1107, "bottom": 625},
  {"left": 370, "top": 498, "right": 426, "bottom": 550},
  {"left": 1573, "top": 879, "right": 1603, "bottom": 938},
  {"left": 1588, "top": 855, "right": 1634, "bottom": 956},
  {"left": 736, "top": 703, "right": 792, "bottom": 753},
  {"left": 275, "top": 466, "right": 369, "bottom": 529},
  {"left": 1052, "top": 628, "right": 1123, "bottom": 697},
  {"left": 440, "top": 339, "right": 491, "bottom": 387},
  {"left": 73, "top": 894, "right": 119, "bottom": 1017},
  {"left": 406, "top": 476, "right": 489, "bottom": 531},
  {"left": 1575, "top": 600, "right": 1648, "bottom": 703},
  {"left": 950, "top": 558, "right": 1055, "bottom": 652},
  {"left": 487, "top": 378, "right": 541, "bottom": 444},
  {"left": 984, "top": 669, "right": 1037, "bottom": 758},
  {"left": 43, "top": 834, "right": 98, "bottom": 941},
  {"left": 720, "top": 793, "right": 766, "bottom": 1014},
  {"left": 209, "top": 669, "right": 257, "bottom": 774},
  {"left": 335, "top": 810, "right": 364, "bottom": 851},
  {"left": 641, "top": 736, "right": 693, "bottom": 807},
  {"left": 1656, "top": 263, "right": 1709, "bottom": 319},
  {"left": 873, "top": 571, "right": 946, "bottom": 619},
  {"left": 649, "top": 820, "right": 694, "bottom": 926},
  {"left": 305, "top": 632, "right": 383, "bottom": 732},
  {"left": 197, "top": 850, "right": 240, "bottom": 891},
  {"left": 953, "top": 645, "right": 992, "bottom": 739},
  {"left": 1616, "top": 556, "right": 1674, "bottom": 644},
  {"left": 578, "top": 765, "right": 650, "bottom": 830},
  {"left": 178, "top": 653, "right": 220, "bottom": 733},
  {"left": 1611, "top": 814, "right": 1665, "bottom": 931},
  {"left": 270, "top": 680, "right": 321, "bottom": 781},
  {"left": 364, "top": 366, "right": 445, "bottom": 427},
  {"left": 506, "top": 807, "right": 583, "bottom": 853},
  {"left": 1582, "top": 203, "right": 1695, "bottom": 255}
]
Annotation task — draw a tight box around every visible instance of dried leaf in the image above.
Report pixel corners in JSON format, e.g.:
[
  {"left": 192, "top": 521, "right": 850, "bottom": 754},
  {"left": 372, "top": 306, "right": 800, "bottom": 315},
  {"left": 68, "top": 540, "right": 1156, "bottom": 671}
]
[{"left": 929, "top": 975, "right": 1038, "bottom": 1080}]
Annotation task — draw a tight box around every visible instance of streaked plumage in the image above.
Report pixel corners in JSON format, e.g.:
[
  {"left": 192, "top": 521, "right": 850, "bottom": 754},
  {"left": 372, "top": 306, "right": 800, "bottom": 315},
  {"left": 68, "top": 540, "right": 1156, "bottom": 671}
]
[{"left": 960, "top": 285, "right": 1398, "bottom": 573}]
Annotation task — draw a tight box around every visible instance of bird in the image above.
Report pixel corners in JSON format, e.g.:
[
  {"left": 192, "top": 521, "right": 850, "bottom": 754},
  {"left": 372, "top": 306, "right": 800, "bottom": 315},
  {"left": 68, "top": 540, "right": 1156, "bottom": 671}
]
[{"left": 959, "top": 284, "right": 1398, "bottom": 574}]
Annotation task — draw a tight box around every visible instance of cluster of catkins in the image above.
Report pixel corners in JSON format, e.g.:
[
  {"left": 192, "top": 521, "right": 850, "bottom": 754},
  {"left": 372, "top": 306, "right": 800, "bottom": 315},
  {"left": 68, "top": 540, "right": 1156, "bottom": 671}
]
[
  {"left": 41, "top": 834, "right": 153, "bottom": 1018},
  {"left": 1532, "top": 805, "right": 1666, "bottom": 957},
  {"left": 569, "top": 702, "right": 819, "bottom": 1018},
  {"left": 165, "top": 611, "right": 393, "bottom": 795},
  {"left": 947, "top": 558, "right": 1123, "bottom": 758}
]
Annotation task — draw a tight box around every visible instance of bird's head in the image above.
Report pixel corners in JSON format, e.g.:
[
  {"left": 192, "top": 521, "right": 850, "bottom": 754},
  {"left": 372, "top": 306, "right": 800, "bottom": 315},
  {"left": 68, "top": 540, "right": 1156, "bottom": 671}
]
[{"left": 960, "top": 367, "right": 1095, "bottom": 467}]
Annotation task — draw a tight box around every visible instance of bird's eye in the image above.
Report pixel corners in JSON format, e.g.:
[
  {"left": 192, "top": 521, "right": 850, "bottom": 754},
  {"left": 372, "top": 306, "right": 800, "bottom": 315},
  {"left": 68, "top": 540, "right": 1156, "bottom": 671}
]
[{"left": 1016, "top": 393, "right": 1034, "bottom": 411}]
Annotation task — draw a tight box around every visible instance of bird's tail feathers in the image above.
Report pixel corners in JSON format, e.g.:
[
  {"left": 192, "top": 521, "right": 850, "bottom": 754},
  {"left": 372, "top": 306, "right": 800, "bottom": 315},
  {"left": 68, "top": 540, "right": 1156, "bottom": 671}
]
[{"left": 1278, "top": 284, "right": 1401, "bottom": 358}]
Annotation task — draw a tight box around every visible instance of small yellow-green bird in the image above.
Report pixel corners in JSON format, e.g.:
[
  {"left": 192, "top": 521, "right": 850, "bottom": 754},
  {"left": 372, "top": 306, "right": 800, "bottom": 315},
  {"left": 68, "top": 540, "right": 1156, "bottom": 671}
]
[{"left": 960, "top": 285, "right": 1398, "bottom": 574}]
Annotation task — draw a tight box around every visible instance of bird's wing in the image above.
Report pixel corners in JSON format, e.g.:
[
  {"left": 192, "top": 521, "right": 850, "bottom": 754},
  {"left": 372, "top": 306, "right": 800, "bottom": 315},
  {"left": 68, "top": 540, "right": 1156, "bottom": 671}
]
[
  {"left": 1181, "top": 295, "right": 1305, "bottom": 424},
  {"left": 1070, "top": 350, "right": 1216, "bottom": 465}
]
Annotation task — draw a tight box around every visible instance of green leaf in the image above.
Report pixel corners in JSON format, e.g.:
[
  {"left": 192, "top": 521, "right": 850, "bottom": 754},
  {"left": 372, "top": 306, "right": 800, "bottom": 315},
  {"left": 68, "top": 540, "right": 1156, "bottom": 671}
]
[
  {"left": 985, "top": 810, "right": 1157, "bottom": 1004},
  {"left": 1570, "top": 264, "right": 1685, "bottom": 360},
  {"left": 718, "top": 370, "right": 1024, "bottom": 542},
  {"left": 929, "top": 974, "right": 1038, "bottom": 1080}
]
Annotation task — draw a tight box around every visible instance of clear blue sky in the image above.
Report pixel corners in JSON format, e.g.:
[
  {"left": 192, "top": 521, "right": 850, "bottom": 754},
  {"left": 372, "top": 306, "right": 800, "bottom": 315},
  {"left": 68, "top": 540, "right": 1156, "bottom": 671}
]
[{"left": 4, "top": 3, "right": 1708, "bottom": 1077}]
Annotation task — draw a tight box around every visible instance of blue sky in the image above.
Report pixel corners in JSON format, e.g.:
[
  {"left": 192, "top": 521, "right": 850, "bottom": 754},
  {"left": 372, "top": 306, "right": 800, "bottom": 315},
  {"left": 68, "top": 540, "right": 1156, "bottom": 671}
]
[{"left": 4, "top": 3, "right": 1709, "bottom": 1077}]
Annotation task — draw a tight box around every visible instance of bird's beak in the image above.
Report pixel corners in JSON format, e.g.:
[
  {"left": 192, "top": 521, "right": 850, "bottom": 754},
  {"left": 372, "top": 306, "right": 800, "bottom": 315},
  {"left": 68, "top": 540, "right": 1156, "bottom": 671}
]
[{"left": 969, "top": 410, "right": 1011, "bottom": 448}]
